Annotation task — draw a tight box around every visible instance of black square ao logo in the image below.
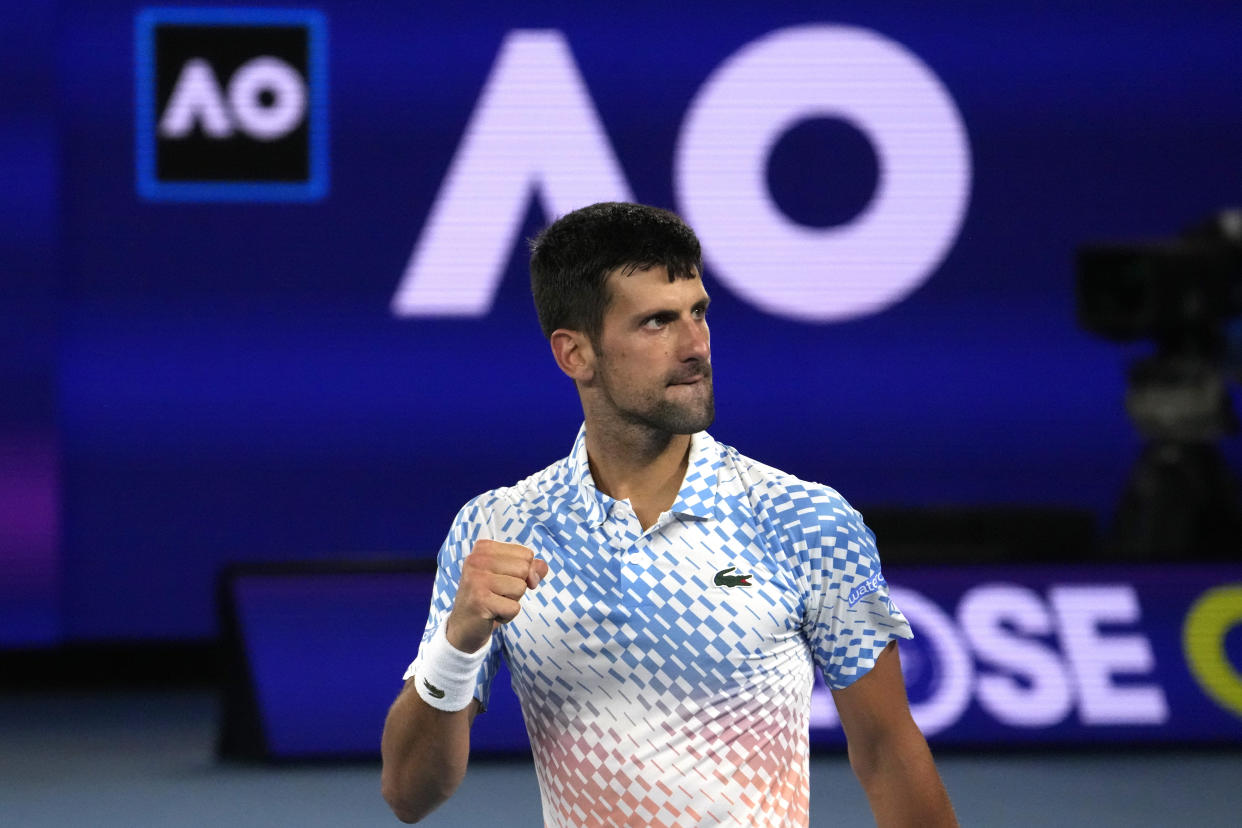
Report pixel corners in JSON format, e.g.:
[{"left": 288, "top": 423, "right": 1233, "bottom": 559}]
[{"left": 135, "top": 8, "right": 328, "bottom": 201}]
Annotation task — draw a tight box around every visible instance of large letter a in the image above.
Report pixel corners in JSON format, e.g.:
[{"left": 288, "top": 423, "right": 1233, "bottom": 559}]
[{"left": 391, "top": 31, "right": 634, "bottom": 317}]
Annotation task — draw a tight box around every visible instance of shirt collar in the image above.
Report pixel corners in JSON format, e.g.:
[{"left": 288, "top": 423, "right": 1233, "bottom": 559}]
[
  {"left": 670, "top": 430, "right": 721, "bottom": 521},
  {"left": 566, "top": 424, "right": 609, "bottom": 526},
  {"left": 566, "top": 423, "right": 721, "bottom": 526}
]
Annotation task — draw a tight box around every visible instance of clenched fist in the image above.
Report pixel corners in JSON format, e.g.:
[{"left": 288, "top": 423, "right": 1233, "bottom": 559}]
[{"left": 445, "top": 540, "right": 550, "bottom": 654}]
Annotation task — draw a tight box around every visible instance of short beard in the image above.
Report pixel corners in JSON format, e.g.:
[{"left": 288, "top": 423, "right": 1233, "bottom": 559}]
[
  {"left": 633, "top": 384, "right": 715, "bottom": 434},
  {"left": 594, "top": 358, "right": 716, "bottom": 436}
]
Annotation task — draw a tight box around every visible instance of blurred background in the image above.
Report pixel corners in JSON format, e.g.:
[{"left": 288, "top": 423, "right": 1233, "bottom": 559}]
[{"left": 3, "top": 1, "right": 1242, "bottom": 825}]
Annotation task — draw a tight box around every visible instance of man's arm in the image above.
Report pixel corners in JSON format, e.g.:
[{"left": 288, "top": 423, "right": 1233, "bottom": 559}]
[
  {"left": 380, "top": 539, "right": 548, "bottom": 824},
  {"left": 831, "top": 640, "right": 957, "bottom": 827},
  {"left": 380, "top": 687, "right": 480, "bottom": 823}
]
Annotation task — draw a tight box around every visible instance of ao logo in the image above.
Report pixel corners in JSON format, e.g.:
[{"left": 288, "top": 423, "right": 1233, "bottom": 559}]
[
  {"left": 392, "top": 25, "right": 971, "bottom": 323},
  {"left": 160, "top": 56, "right": 307, "bottom": 142}
]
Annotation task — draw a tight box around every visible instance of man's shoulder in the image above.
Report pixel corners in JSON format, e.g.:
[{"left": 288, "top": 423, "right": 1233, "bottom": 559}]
[
  {"left": 454, "top": 452, "right": 575, "bottom": 524},
  {"left": 722, "top": 442, "right": 851, "bottom": 509},
  {"left": 718, "top": 440, "right": 864, "bottom": 536}
]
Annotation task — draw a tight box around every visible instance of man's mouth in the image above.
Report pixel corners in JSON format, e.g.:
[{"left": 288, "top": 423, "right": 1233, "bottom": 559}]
[{"left": 669, "top": 367, "right": 711, "bottom": 386}]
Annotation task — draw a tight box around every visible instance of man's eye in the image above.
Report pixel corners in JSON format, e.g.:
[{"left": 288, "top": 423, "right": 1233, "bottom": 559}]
[{"left": 643, "top": 316, "right": 667, "bottom": 329}]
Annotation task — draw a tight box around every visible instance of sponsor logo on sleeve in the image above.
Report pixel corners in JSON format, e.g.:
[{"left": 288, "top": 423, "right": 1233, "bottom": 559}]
[{"left": 847, "top": 571, "right": 887, "bottom": 607}]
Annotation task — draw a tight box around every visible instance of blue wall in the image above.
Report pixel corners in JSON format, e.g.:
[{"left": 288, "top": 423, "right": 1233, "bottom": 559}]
[{"left": 5, "top": 1, "right": 1241, "bottom": 643}]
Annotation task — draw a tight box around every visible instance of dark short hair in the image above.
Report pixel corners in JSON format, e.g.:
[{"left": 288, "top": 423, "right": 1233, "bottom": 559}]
[{"left": 529, "top": 202, "right": 702, "bottom": 342}]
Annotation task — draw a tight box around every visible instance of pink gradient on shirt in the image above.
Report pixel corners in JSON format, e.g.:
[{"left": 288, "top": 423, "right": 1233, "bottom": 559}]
[{"left": 523, "top": 684, "right": 813, "bottom": 827}]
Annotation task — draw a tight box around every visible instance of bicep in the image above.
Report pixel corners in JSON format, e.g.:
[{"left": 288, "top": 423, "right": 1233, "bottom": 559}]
[{"left": 829, "top": 640, "right": 918, "bottom": 747}]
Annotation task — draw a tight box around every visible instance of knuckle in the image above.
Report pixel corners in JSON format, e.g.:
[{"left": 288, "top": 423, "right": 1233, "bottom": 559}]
[
  {"left": 504, "top": 574, "right": 528, "bottom": 599},
  {"left": 496, "top": 598, "right": 522, "bottom": 623}
]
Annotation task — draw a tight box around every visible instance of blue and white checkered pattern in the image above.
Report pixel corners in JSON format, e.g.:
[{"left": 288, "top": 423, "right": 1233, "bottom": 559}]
[{"left": 408, "top": 425, "right": 911, "bottom": 827}]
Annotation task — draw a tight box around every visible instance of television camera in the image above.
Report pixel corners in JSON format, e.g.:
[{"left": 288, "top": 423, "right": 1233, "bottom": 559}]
[{"left": 1077, "top": 210, "right": 1242, "bottom": 560}]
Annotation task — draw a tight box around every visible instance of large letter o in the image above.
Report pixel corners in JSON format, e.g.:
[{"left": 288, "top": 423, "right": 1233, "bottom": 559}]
[
  {"left": 676, "top": 25, "right": 971, "bottom": 322},
  {"left": 889, "top": 587, "right": 974, "bottom": 736}
]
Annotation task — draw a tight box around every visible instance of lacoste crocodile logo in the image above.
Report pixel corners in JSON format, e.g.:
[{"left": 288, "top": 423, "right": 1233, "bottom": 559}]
[
  {"left": 714, "top": 566, "right": 753, "bottom": 588},
  {"left": 422, "top": 678, "right": 446, "bottom": 700}
]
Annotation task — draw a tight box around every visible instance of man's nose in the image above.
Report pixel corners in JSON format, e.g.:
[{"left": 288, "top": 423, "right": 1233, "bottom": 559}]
[{"left": 679, "top": 318, "right": 710, "bottom": 361}]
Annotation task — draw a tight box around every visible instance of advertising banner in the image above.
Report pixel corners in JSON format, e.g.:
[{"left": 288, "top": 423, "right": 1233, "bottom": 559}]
[{"left": 223, "top": 563, "right": 1242, "bottom": 759}]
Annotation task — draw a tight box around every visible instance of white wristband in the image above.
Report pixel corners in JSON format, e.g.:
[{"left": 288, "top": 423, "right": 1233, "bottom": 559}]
[{"left": 412, "top": 622, "right": 491, "bottom": 712}]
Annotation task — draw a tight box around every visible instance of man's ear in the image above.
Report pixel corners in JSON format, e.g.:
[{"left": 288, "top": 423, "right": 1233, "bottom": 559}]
[{"left": 549, "top": 329, "right": 595, "bottom": 383}]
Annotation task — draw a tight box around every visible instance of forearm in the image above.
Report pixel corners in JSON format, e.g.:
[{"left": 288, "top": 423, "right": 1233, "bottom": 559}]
[
  {"left": 381, "top": 541, "right": 545, "bottom": 822},
  {"left": 380, "top": 682, "right": 476, "bottom": 823},
  {"left": 849, "top": 727, "right": 957, "bottom": 828}
]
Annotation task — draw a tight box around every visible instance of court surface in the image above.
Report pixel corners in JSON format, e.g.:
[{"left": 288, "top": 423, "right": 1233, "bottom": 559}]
[{"left": 2, "top": 690, "right": 1240, "bottom": 826}]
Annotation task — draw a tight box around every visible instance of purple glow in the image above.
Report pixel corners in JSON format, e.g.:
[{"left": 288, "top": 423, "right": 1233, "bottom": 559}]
[{"left": 0, "top": 430, "right": 60, "bottom": 644}]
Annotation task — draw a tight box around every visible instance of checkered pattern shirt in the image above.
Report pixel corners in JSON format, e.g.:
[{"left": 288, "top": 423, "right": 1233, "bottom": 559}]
[{"left": 407, "top": 425, "right": 912, "bottom": 827}]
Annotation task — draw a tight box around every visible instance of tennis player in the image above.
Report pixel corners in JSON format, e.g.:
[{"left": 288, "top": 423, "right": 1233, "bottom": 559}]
[{"left": 382, "top": 202, "right": 957, "bottom": 826}]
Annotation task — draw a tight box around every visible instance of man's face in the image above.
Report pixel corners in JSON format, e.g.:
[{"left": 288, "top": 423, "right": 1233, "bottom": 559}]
[{"left": 589, "top": 265, "right": 714, "bottom": 434}]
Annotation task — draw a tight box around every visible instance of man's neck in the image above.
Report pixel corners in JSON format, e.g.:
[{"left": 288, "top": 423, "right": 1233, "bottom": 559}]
[{"left": 584, "top": 419, "right": 692, "bottom": 531}]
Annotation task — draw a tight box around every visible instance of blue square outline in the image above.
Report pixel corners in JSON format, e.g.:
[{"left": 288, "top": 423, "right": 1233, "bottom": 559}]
[{"left": 134, "top": 7, "right": 329, "bottom": 202}]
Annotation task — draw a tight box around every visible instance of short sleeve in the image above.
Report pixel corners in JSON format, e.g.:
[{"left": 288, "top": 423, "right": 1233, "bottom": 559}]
[
  {"left": 402, "top": 499, "right": 504, "bottom": 711},
  {"left": 802, "top": 501, "right": 912, "bottom": 690}
]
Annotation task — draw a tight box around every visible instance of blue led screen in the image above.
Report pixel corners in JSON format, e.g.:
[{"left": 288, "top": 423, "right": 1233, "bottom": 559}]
[
  {"left": 1, "top": 1, "right": 59, "bottom": 646},
  {"left": 6, "top": 0, "right": 1238, "bottom": 644}
]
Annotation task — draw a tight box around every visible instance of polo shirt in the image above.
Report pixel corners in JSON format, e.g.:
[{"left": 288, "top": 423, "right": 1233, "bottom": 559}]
[{"left": 407, "top": 425, "right": 912, "bottom": 827}]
